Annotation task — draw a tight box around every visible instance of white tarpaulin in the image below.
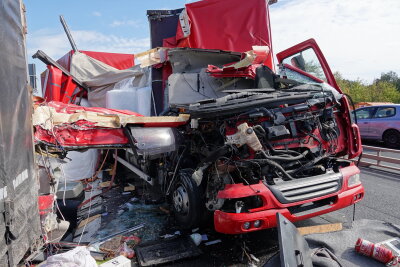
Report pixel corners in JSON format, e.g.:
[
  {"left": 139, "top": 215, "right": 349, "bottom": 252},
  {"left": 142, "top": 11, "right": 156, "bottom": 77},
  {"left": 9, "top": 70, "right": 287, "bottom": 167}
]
[{"left": 70, "top": 52, "right": 150, "bottom": 108}]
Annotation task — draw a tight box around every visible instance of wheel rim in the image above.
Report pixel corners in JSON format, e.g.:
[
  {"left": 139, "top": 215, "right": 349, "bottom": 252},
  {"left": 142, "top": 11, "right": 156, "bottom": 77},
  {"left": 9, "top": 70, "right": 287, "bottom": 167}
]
[
  {"left": 173, "top": 185, "right": 189, "bottom": 214},
  {"left": 385, "top": 132, "right": 398, "bottom": 145}
]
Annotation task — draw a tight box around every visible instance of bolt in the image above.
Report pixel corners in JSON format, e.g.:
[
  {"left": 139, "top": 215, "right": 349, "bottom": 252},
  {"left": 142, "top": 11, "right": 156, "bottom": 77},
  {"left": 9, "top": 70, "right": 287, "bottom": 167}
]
[{"left": 246, "top": 128, "right": 253, "bottom": 134}]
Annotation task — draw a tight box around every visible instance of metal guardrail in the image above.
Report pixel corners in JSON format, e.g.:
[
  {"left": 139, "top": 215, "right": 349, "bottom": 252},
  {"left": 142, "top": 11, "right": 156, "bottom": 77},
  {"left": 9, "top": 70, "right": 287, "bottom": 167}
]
[{"left": 357, "top": 145, "right": 400, "bottom": 171}]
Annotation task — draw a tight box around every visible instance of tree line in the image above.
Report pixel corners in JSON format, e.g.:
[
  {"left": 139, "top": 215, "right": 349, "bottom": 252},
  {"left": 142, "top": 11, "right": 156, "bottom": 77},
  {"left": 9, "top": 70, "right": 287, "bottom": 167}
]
[{"left": 334, "top": 71, "right": 400, "bottom": 103}]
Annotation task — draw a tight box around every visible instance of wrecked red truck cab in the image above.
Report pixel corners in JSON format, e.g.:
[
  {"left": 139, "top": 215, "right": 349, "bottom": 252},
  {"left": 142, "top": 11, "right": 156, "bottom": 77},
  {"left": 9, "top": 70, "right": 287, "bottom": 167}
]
[
  {"left": 34, "top": 0, "right": 364, "bottom": 235},
  {"left": 208, "top": 39, "right": 364, "bottom": 234}
]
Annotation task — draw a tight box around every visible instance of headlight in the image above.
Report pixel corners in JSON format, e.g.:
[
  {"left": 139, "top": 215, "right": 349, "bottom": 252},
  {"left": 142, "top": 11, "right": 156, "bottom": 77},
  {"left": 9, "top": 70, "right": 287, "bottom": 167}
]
[
  {"left": 348, "top": 173, "right": 361, "bottom": 187},
  {"left": 253, "top": 220, "right": 262, "bottom": 228},
  {"left": 243, "top": 222, "right": 251, "bottom": 230}
]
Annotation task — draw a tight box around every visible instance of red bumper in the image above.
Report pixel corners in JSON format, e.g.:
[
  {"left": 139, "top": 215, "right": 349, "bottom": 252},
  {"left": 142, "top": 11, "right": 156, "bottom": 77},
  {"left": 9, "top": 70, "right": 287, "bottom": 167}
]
[{"left": 214, "top": 165, "right": 364, "bottom": 234}]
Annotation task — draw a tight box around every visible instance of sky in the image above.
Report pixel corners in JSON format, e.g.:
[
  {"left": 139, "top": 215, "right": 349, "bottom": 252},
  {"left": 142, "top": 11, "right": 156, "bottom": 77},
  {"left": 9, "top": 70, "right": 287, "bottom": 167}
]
[{"left": 25, "top": 0, "right": 400, "bottom": 86}]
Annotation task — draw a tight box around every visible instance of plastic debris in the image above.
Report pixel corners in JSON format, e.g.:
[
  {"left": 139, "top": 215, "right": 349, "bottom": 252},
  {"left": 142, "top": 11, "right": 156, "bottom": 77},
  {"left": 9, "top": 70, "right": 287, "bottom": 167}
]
[
  {"left": 99, "top": 181, "right": 111, "bottom": 188},
  {"left": 190, "top": 233, "right": 202, "bottom": 246},
  {"left": 100, "top": 235, "right": 123, "bottom": 257},
  {"left": 99, "top": 255, "right": 132, "bottom": 267},
  {"left": 159, "top": 206, "right": 170, "bottom": 214},
  {"left": 250, "top": 254, "right": 260, "bottom": 263},
  {"left": 119, "top": 242, "right": 135, "bottom": 258},
  {"left": 117, "top": 209, "right": 125, "bottom": 215},
  {"left": 124, "top": 185, "right": 135, "bottom": 192},
  {"left": 125, "top": 202, "right": 134, "bottom": 211},
  {"left": 204, "top": 239, "right": 222, "bottom": 246},
  {"left": 41, "top": 246, "right": 97, "bottom": 267},
  {"left": 161, "top": 231, "right": 181, "bottom": 239},
  {"left": 130, "top": 197, "right": 139, "bottom": 202}
]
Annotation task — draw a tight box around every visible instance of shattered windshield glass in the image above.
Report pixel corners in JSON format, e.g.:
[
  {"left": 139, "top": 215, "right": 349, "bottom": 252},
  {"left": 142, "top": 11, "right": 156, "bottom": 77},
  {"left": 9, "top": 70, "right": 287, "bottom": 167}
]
[{"left": 285, "top": 67, "right": 319, "bottom": 84}]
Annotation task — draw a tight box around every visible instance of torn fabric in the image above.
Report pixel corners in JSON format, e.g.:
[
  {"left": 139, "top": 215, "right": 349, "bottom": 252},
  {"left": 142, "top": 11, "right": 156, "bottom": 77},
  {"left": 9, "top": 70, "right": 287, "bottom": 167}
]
[{"left": 69, "top": 52, "right": 150, "bottom": 107}]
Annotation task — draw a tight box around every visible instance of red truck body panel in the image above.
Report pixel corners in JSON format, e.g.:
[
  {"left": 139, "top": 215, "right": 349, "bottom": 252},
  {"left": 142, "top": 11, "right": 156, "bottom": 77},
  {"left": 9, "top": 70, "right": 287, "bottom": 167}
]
[{"left": 41, "top": 51, "right": 135, "bottom": 103}]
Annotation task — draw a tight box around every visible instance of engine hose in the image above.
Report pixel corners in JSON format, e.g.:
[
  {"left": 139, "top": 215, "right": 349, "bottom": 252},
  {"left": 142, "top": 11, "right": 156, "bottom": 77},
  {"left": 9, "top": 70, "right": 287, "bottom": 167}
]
[
  {"left": 261, "top": 151, "right": 294, "bottom": 180},
  {"left": 288, "top": 155, "right": 327, "bottom": 175},
  {"left": 263, "top": 158, "right": 294, "bottom": 181},
  {"left": 264, "top": 140, "right": 302, "bottom": 156},
  {"left": 253, "top": 125, "right": 302, "bottom": 156},
  {"left": 259, "top": 150, "right": 308, "bottom": 161}
]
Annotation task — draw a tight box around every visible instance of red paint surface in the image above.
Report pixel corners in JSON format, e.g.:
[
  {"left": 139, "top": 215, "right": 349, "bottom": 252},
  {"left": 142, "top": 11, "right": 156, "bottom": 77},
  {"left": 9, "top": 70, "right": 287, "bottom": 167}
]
[
  {"left": 42, "top": 51, "right": 135, "bottom": 103},
  {"left": 173, "top": 0, "right": 274, "bottom": 69},
  {"left": 34, "top": 101, "right": 188, "bottom": 148},
  {"left": 38, "top": 194, "right": 55, "bottom": 216},
  {"left": 207, "top": 64, "right": 259, "bottom": 79},
  {"left": 214, "top": 165, "right": 364, "bottom": 234},
  {"left": 276, "top": 38, "right": 339, "bottom": 91}
]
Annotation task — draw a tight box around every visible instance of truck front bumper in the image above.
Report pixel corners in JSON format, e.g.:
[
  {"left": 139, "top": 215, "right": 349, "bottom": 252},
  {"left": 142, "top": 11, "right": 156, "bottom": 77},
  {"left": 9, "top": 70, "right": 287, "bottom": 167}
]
[{"left": 214, "top": 165, "right": 364, "bottom": 234}]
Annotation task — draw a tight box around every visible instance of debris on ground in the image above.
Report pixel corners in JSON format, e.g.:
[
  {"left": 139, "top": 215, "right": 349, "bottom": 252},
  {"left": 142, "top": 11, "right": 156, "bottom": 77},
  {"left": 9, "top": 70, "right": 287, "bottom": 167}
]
[
  {"left": 41, "top": 246, "right": 97, "bottom": 267},
  {"left": 99, "top": 255, "right": 132, "bottom": 267},
  {"left": 135, "top": 236, "right": 202, "bottom": 266}
]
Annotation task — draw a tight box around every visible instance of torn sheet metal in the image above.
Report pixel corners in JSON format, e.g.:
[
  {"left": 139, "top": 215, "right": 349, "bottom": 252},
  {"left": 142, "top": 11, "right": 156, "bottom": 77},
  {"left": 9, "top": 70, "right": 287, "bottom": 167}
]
[
  {"left": 33, "top": 101, "right": 189, "bottom": 149},
  {"left": 167, "top": 48, "right": 253, "bottom": 105},
  {"left": 168, "top": 48, "right": 242, "bottom": 73},
  {"left": 33, "top": 102, "right": 190, "bottom": 130},
  {"left": 206, "top": 46, "right": 271, "bottom": 79},
  {"left": 134, "top": 47, "right": 168, "bottom": 68},
  {"left": 168, "top": 69, "right": 252, "bottom": 106}
]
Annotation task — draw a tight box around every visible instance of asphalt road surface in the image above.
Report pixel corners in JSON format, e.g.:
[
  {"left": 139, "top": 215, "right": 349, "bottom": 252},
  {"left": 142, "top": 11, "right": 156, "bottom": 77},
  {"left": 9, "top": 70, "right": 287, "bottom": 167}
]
[
  {"left": 311, "top": 166, "right": 400, "bottom": 227},
  {"left": 296, "top": 140, "right": 400, "bottom": 227},
  {"left": 140, "top": 143, "right": 400, "bottom": 266}
]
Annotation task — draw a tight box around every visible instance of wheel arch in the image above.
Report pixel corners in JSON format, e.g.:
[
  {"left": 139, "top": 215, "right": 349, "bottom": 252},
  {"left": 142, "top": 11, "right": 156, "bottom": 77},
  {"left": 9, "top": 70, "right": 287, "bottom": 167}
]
[{"left": 382, "top": 128, "right": 400, "bottom": 140}]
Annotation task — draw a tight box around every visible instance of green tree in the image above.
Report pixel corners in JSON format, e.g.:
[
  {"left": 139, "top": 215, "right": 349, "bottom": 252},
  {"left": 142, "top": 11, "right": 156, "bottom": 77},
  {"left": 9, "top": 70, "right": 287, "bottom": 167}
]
[
  {"left": 334, "top": 72, "right": 400, "bottom": 103},
  {"left": 369, "top": 81, "right": 400, "bottom": 103},
  {"left": 374, "top": 71, "right": 400, "bottom": 91},
  {"left": 334, "top": 72, "right": 369, "bottom": 103}
]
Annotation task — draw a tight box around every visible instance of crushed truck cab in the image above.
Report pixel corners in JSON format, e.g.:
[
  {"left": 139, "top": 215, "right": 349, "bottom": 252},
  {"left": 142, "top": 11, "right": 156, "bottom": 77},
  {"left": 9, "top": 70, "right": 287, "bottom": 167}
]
[{"left": 34, "top": 0, "right": 364, "bottom": 235}]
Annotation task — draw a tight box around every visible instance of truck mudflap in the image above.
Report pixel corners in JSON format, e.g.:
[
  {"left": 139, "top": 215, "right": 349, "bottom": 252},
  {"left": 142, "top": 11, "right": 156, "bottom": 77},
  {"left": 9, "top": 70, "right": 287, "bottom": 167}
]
[{"left": 214, "top": 165, "right": 364, "bottom": 234}]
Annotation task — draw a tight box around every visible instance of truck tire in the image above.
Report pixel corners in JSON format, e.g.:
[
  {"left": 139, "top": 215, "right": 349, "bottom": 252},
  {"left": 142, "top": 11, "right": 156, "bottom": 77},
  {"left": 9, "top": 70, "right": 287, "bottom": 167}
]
[{"left": 171, "top": 169, "right": 204, "bottom": 229}]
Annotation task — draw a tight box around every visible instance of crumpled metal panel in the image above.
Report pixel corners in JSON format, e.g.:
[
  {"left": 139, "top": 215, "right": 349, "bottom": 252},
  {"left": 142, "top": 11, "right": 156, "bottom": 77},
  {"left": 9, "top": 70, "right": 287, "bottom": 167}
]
[{"left": 0, "top": 0, "right": 42, "bottom": 265}]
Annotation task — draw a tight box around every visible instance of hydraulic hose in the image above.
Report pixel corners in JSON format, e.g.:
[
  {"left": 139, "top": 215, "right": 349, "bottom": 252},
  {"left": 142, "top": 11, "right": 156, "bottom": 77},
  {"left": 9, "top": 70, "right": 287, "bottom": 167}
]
[
  {"left": 260, "top": 151, "right": 294, "bottom": 180},
  {"left": 261, "top": 150, "right": 308, "bottom": 162}
]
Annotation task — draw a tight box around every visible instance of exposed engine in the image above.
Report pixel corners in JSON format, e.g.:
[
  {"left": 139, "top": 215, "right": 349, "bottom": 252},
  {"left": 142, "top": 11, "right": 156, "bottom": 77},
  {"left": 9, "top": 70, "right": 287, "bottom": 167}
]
[{"left": 127, "top": 82, "right": 350, "bottom": 223}]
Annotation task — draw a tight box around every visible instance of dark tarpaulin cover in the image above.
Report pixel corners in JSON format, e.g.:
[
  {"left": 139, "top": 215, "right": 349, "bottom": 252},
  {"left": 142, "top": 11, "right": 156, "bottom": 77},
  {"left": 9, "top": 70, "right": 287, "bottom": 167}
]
[
  {"left": 305, "top": 220, "right": 400, "bottom": 267},
  {"left": 148, "top": 9, "right": 183, "bottom": 114},
  {"left": 0, "top": 0, "right": 42, "bottom": 266}
]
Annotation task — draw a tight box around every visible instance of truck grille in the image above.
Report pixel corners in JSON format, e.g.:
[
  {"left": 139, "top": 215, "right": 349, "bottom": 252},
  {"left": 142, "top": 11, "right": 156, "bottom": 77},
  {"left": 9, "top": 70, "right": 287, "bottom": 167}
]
[{"left": 267, "top": 172, "right": 343, "bottom": 204}]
